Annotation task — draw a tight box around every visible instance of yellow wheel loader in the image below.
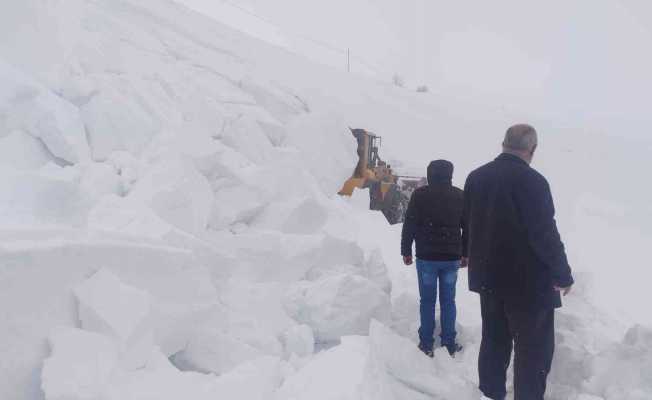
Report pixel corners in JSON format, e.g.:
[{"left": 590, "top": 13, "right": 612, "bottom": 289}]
[{"left": 338, "top": 128, "right": 426, "bottom": 224}]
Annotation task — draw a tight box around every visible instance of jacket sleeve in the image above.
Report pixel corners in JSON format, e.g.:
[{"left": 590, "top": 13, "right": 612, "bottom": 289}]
[
  {"left": 401, "top": 191, "right": 418, "bottom": 257},
  {"left": 515, "top": 174, "right": 574, "bottom": 287},
  {"left": 461, "top": 178, "right": 471, "bottom": 257}
]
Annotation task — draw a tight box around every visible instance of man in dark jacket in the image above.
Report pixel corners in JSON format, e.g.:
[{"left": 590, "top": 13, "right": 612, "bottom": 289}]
[
  {"left": 401, "top": 160, "right": 465, "bottom": 358},
  {"left": 462, "top": 124, "right": 574, "bottom": 400}
]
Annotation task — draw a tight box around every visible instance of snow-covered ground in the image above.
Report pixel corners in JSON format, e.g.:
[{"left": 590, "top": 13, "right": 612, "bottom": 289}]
[{"left": 0, "top": 1, "right": 650, "bottom": 399}]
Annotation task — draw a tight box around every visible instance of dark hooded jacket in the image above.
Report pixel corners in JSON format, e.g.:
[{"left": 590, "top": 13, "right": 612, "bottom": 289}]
[
  {"left": 401, "top": 160, "right": 464, "bottom": 261},
  {"left": 462, "top": 153, "right": 574, "bottom": 309}
]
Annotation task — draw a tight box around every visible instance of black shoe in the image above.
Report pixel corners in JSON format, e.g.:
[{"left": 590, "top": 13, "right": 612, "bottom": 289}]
[
  {"left": 443, "top": 342, "right": 463, "bottom": 357},
  {"left": 417, "top": 342, "right": 434, "bottom": 358}
]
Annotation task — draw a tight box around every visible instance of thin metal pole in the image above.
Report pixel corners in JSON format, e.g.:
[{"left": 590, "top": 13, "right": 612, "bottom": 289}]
[{"left": 347, "top": 48, "right": 351, "bottom": 72}]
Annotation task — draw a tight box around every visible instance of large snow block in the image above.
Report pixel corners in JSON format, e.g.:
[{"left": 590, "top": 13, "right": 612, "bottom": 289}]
[
  {"left": 81, "top": 86, "right": 159, "bottom": 161},
  {"left": 584, "top": 325, "right": 652, "bottom": 400},
  {"left": 227, "top": 231, "right": 324, "bottom": 283},
  {"left": 43, "top": 329, "right": 282, "bottom": 400},
  {"left": 88, "top": 195, "right": 191, "bottom": 240},
  {"left": 243, "top": 152, "right": 323, "bottom": 201},
  {"left": 130, "top": 158, "right": 213, "bottom": 236},
  {"left": 282, "top": 324, "right": 315, "bottom": 358},
  {"left": 0, "top": 231, "right": 218, "bottom": 400},
  {"left": 284, "top": 114, "right": 356, "bottom": 195},
  {"left": 0, "top": 130, "right": 52, "bottom": 170},
  {"left": 88, "top": 195, "right": 237, "bottom": 280},
  {"left": 251, "top": 196, "right": 330, "bottom": 235},
  {"left": 79, "top": 162, "right": 122, "bottom": 201},
  {"left": 122, "top": 351, "right": 282, "bottom": 400},
  {"left": 0, "top": 167, "right": 89, "bottom": 227},
  {"left": 106, "top": 151, "right": 142, "bottom": 194},
  {"left": 88, "top": 195, "right": 236, "bottom": 282},
  {"left": 0, "top": 60, "right": 90, "bottom": 164},
  {"left": 219, "top": 280, "right": 297, "bottom": 339},
  {"left": 209, "top": 184, "right": 266, "bottom": 230},
  {"left": 284, "top": 274, "right": 391, "bottom": 342},
  {"left": 208, "top": 356, "right": 284, "bottom": 400},
  {"left": 239, "top": 78, "right": 306, "bottom": 125},
  {"left": 279, "top": 197, "right": 329, "bottom": 234},
  {"left": 43, "top": 329, "right": 277, "bottom": 400},
  {"left": 359, "top": 320, "right": 476, "bottom": 400},
  {"left": 219, "top": 114, "right": 275, "bottom": 164},
  {"left": 174, "top": 329, "right": 269, "bottom": 375},
  {"left": 172, "top": 306, "right": 283, "bottom": 375},
  {"left": 146, "top": 133, "right": 253, "bottom": 182},
  {"left": 74, "top": 269, "right": 154, "bottom": 370},
  {"left": 74, "top": 269, "right": 151, "bottom": 341},
  {"left": 276, "top": 336, "right": 369, "bottom": 400},
  {"left": 314, "top": 235, "right": 365, "bottom": 271},
  {"left": 41, "top": 328, "right": 119, "bottom": 400},
  {"left": 304, "top": 237, "right": 391, "bottom": 292},
  {"left": 361, "top": 249, "right": 392, "bottom": 294},
  {"left": 390, "top": 292, "right": 420, "bottom": 339}
]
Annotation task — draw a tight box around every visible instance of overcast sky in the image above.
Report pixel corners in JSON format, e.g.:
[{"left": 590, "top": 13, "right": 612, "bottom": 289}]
[{"left": 179, "top": 0, "right": 652, "bottom": 137}]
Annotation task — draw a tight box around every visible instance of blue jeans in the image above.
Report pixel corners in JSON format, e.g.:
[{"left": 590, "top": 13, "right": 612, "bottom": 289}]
[{"left": 416, "top": 259, "right": 459, "bottom": 349}]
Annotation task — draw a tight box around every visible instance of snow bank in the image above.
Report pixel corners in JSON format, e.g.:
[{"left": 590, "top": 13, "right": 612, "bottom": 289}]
[{"left": 584, "top": 325, "right": 652, "bottom": 400}]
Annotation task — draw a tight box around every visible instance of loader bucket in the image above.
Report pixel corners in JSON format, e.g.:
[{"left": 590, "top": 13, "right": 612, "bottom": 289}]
[
  {"left": 338, "top": 177, "right": 366, "bottom": 196},
  {"left": 381, "top": 185, "right": 407, "bottom": 224},
  {"left": 369, "top": 181, "right": 408, "bottom": 224}
]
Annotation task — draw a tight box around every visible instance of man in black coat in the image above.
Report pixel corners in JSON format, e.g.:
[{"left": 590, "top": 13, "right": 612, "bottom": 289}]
[
  {"left": 401, "top": 160, "right": 465, "bottom": 358},
  {"left": 462, "top": 124, "right": 574, "bottom": 400}
]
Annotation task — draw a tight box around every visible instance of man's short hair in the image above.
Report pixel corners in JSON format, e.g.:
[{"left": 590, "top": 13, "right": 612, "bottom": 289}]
[{"left": 503, "top": 124, "right": 538, "bottom": 151}]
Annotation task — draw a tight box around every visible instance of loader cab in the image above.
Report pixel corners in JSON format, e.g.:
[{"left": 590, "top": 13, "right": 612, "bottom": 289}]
[
  {"left": 351, "top": 128, "right": 382, "bottom": 175},
  {"left": 339, "top": 128, "right": 421, "bottom": 224},
  {"left": 368, "top": 135, "right": 382, "bottom": 170}
]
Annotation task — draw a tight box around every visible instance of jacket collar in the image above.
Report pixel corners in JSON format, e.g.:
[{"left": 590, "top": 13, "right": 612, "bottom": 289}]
[
  {"left": 428, "top": 181, "right": 452, "bottom": 188},
  {"left": 496, "top": 152, "right": 529, "bottom": 166}
]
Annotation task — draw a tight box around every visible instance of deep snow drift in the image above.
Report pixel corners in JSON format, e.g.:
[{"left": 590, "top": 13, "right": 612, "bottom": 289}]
[{"left": 0, "top": 1, "right": 650, "bottom": 400}]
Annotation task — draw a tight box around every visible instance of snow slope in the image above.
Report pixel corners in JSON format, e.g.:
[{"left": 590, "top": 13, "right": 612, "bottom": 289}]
[{"left": 0, "top": 1, "right": 650, "bottom": 400}]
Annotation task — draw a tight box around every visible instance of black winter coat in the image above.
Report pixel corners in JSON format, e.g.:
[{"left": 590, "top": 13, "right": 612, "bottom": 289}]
[
  {"left": 401, "top": 160, "right": 464, "bottom": 261},
  {"left": 462, "top": 153, "right": 574, "bottom": 309}
]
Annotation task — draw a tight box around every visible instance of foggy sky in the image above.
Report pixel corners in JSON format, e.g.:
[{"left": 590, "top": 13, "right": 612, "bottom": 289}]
[{"left": 179, "top": 0, "right": 652, "bottom": 137}]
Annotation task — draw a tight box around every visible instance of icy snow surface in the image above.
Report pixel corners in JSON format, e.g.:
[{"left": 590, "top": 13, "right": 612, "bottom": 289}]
[{"left": 0, "top": 0, "right": 650, "bottom": 400}]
